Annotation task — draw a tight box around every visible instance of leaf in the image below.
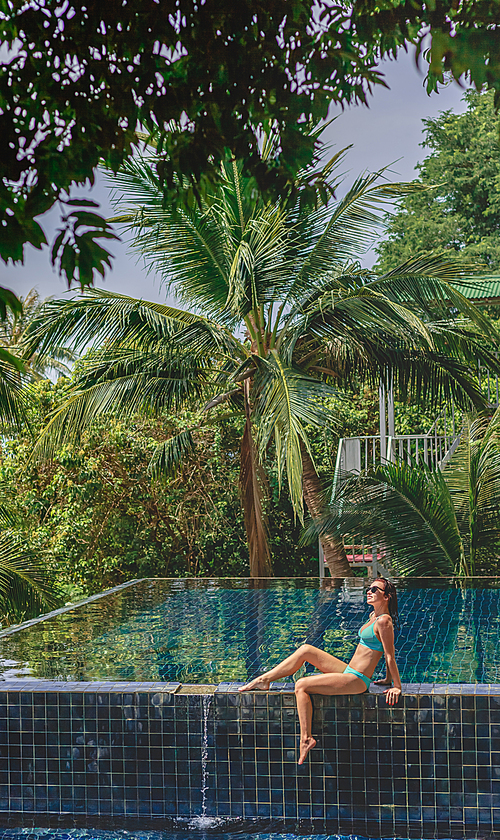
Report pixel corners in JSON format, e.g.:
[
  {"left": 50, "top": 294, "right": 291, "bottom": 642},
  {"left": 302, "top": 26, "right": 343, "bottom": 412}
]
[
  {"left": 65, "top": 199, "right": 100, "bottom": 208},
  {"left": 148, "top": 429, "right": 196, "bottom": 480},
  {"left": 0, "top": 347, "right": 26, "bottom": 373},
  {"left": 51, "top": 204, "right": 120, "bottom": 288},
  {"left": 0, "top": 287, "right": 22, "bottom": 321},
  {"left": 0, "top": 533, "right": 61, "bottom": 618},
  {"left": 253, "top": 351, "right": 338, "bottom": 519}
]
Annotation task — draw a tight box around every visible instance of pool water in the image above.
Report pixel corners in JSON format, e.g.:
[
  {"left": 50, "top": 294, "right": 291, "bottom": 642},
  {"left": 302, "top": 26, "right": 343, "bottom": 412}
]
[
  {"left": 0, "top": 577, "right": 499, "bottom": 684},
  {"left": 0, "top": 830, "right": 446, "bottom": 840}
]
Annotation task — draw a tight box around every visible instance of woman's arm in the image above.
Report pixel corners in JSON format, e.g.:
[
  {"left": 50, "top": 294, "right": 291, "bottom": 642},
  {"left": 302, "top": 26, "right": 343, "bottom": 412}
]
[
  {"left": 377, "top": 615, "right": 402, "bottom": 705},
  {"left": 373, "top": 673, "right": 392, "bottom": 686}
]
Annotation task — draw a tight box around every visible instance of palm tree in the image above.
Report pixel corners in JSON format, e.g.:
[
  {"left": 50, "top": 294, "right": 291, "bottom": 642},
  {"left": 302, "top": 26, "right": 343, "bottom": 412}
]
[
  {"left": 0, "top": 293, "right": 62, "bottom": 622},
  {"left": 0, "top": 532, "right": 61, "bottom": 624},
  {"left": 0, "top": 286, "right": 27, "bottom": 428},
  {"left": 26, "top": 139, "right": 499, "bottom": 578},
  {"left": 307, "top": 409, "right": 500, "bottom": 576},
  {"left": 0, "top": 289, "right": 76, "bottom": 381}
]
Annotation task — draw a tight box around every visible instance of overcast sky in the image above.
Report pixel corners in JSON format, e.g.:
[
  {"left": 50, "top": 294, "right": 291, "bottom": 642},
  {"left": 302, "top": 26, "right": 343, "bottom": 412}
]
[{"left": 4, "top": 49, "right": 467, "bottom": 305}]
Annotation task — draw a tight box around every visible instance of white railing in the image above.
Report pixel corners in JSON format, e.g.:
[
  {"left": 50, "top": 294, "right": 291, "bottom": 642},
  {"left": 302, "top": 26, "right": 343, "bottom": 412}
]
[
  {"left": 343, "top": 431, "right": 450, "bottom": 473},
  {"left": 319, "top": 410, "right": 464, "bottom": 579}
]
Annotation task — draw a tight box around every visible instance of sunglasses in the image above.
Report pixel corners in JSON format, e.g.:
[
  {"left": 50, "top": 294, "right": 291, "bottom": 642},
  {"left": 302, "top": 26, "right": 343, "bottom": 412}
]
[{"left": 367, "top": 585, "right": 385, "bottom": 594}]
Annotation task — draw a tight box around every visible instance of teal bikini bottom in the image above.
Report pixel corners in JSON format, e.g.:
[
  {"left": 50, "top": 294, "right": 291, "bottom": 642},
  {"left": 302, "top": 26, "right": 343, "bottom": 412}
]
[{"left": 344, "top": 665, "right": 371, "bottom": 691}]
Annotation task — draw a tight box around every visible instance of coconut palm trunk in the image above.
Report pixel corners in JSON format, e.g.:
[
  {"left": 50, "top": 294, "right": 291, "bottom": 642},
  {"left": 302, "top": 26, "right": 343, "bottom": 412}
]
[
  {"left": 240, "top": 383, "right": 272, "bottom": 577},
  {"left": 300, "top": 441, "right": 352, "bottom": 577}
]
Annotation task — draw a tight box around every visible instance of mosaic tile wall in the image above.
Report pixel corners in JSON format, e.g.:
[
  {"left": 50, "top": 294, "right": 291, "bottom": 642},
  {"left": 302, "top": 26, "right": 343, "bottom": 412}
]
[{"left": 0, "top": 680, "right": 499, "bottom": 836}]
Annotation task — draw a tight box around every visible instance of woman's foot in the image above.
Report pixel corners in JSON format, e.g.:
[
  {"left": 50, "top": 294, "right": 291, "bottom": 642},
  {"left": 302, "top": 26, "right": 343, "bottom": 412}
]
[
  {"left": 373, "top": 678, "right": 393, "bottom": 686},
  {"left": 238, "top": 675, "right": 271, "bottom": 692},
  {"left": 298, "top": 736, "right": 316, "bottom": 765}
]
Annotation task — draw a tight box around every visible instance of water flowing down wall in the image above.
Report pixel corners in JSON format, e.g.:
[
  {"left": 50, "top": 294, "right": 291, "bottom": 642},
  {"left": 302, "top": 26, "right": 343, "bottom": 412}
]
[{"left": 0, "top": 680, "right": 499, "bottom": 836}]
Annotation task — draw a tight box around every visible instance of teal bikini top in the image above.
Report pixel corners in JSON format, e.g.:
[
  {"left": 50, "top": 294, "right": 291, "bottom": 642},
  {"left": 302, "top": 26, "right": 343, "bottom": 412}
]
[{"left": 358, "top": 616, "right": 384, "bottom": 653}]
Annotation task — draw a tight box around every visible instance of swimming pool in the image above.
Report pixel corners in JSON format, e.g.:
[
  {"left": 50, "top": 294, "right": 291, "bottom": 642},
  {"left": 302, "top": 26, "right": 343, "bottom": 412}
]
[
  {"left": 0, "top": 826, "right": 466, "bottom": 840},
  {"left": 1, "top": 581, "right": 499, "bottom": 833},
  {"left": 1, "top": 577, "right": 499, "bottom": 684}
]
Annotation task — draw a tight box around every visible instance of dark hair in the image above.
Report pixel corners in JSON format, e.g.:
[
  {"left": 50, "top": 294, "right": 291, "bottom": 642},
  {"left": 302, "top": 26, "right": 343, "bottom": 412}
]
[{"left": 374, "top": 577, "right": 399, "bottom": 631}]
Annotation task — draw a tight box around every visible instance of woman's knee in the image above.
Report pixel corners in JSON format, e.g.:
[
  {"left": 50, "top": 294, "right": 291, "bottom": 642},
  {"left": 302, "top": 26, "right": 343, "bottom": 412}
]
[
  {"left": 297, "top": 643, "right": 314, "bottom": 659},
  {"left": 295, "top": 677, "right": 308, "bottom": 694}
]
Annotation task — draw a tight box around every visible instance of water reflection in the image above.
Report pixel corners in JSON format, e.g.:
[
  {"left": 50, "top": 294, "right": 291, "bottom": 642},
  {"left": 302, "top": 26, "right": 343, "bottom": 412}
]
[{"left": 0, "top": 577, "right": 500, "bottom": 683}]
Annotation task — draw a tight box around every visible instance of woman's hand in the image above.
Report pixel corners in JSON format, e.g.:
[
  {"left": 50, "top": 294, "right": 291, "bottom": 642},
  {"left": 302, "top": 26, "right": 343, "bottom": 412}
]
[{"left": 384, "top": 686, "right": 401, "bottom": 705}]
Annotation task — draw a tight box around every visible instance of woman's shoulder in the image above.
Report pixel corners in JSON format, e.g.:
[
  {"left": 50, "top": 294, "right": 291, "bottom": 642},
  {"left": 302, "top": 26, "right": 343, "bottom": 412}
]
[{"left": 376, "top": 613, "right": 393, "bottom": 628}]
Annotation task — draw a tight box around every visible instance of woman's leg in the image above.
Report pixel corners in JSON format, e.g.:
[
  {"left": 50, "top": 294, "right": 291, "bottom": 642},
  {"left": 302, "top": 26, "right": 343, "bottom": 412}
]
[
  {"left": 239, "top": 644, "right": 347, "bottom": 691},
  {"left": 295, "top": 671, "right": 367, "bottom": 764}
]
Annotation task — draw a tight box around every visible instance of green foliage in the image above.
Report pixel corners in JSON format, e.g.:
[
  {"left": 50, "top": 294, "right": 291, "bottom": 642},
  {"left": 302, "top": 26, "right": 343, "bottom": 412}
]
[
  {"left": 26, "top": 136, "right": 500, "bottom": 578},
  {"left": 1, "top": 381, "right": 319, "bottom": 599},
  {"left": 0, "top": 0, "right": 384, "bottom": 284},
  {"left": 376, "top": 90, "right": 500, "bottom": 272},
  {"left": 2, "top": 1, "right": 500, "bottom": 288},
  {"left": 351, "top": 1, "right": 500, "bottom": 103},
  {"left": 329, "top": 386, "right": 439, "bottom": 439},
  {"left": 51, "top": 200, "right": 119, "bottom": 288}
]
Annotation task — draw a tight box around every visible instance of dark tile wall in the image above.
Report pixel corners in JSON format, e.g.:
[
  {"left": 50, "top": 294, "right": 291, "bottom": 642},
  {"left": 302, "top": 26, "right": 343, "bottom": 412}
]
[{"left": 0, "top": 680, "right": 499, "bottom": 836}]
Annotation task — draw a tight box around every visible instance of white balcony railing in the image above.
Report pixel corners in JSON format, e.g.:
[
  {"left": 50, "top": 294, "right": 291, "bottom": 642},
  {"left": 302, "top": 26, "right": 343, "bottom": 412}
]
[{"left": 319, "top": 409, "right": 464, "bottom": 579}]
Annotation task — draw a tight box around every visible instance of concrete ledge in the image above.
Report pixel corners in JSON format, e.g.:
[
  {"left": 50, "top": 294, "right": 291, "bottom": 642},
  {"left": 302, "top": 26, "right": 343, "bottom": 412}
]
[{"left": 2, "top": 678, "right": 500, "bottom": 694}]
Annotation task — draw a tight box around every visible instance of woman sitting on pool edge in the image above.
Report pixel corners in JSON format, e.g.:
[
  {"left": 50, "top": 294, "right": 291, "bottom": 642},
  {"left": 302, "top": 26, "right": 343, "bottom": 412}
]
[{"left": 239, "top": 577, "right": 402, "bottom": 765}]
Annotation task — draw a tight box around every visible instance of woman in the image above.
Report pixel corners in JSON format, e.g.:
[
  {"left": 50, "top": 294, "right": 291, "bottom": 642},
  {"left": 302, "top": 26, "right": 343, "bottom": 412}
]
[{"left": 239, "top": 577, "right": 402, "bottom": 765}]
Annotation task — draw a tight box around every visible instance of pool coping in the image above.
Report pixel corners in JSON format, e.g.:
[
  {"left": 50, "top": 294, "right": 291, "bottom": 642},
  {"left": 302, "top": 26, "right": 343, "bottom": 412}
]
[{"left": 0, "top": 679, "right": 499, "bottom": 695}]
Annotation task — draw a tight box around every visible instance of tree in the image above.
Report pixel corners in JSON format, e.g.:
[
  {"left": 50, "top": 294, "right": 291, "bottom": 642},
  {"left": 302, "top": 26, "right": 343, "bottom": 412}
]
[
  {"left": 349, "top": 1, "right": 500, "bottom": 103},
  {"left": 376, "top": 90, "right": 500, "bottom": 273},
  {"left": 1, "top": 1, "right": 500, "bottom": 291},
  {"left": 26, "top": 139, "right": 500, "bottom": 578},
  {"left": 0, "top": 289, "right": 77, "bottom": 381},
  {"left": 1, "top": 380, "right": 322, "bottom": 595},
  {"left": 0, "top": 284, "right": 29, "bottom": 430},
  {"left": 0, "top": 292, "right": 62, "bottom": 623},
  {"left": 307, "top": 410, "right": 500, "bottom": 576}
]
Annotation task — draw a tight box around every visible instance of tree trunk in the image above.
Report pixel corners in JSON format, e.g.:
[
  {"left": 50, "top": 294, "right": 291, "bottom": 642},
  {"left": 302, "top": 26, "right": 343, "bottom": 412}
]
[
  {"left": 300, "top": 440, "right": 353, "bottom": 578},
  {"left": 239, "top": 385, "right": 272, "bottom": 578}
]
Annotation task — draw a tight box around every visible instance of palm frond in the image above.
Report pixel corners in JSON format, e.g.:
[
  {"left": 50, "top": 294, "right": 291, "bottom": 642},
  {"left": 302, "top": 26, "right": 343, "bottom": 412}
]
[
  {"left": 253, "top": 352, "right": 337, "bottom": 518},
  {"left": 109, "top": 154, "right": 234, "bottom": 320},
  {"left": 148, "top": 429, "right": 196, "bottom": 480},
  {"left": 287, "top": 308, "right": 488, "bottom": 412},
  {"left": 0, "top": 503, "right": 16, "bottom": 528},
  {"left": 373, "top": 256, "right": 500, "bottom": 342},
  {"left": 0, "top": 361, "right": 29, "bottom": 427},
  {"left": 31, "top": 360, "right": 208, "bottom": 462},
  {"left": 0, "top": 533, "right": 61, "bottom": 620},
  {"left": 25, "top": 290, "right": 240, "bottom": 359},
  {"left": 428, "top": 320, "right": 500, "bottom": 374},
  {"left": 443, "top": 411, "right": 500, "bottom": 571},
  {"left": 287, "top": 171, "right": 424, "bottom": 302},
  {"left": 284, "top": 280, "right": 434, "bottom": 364},
  {"left": 303, "top": 461, "right": 463, "bottom": 576}
]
